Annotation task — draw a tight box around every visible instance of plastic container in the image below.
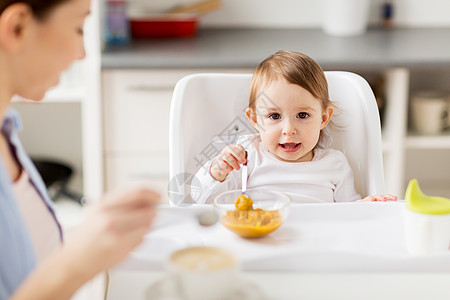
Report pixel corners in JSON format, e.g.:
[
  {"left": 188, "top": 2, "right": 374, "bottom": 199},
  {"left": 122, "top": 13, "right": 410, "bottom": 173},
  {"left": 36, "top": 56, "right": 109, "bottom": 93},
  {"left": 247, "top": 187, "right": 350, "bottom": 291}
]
[
  {"left": 104, "top": 0, "right": 130, "bottom": 44},
  {"left": 381, "top": 1, "right": 394, "bottom": 28},
  {"left": 404, "top": 179, "right": 450, "bottom": 255}
]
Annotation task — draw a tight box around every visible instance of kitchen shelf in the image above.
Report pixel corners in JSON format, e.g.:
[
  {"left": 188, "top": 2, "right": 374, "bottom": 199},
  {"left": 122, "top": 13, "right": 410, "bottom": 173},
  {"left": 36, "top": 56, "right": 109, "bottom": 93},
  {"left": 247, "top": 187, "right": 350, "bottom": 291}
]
[
  {"left": 102, "top": 28, "right": 450, "bottom": 70},
  {"left": 405, "top": 131, "right": 450, "bottom": 149}
]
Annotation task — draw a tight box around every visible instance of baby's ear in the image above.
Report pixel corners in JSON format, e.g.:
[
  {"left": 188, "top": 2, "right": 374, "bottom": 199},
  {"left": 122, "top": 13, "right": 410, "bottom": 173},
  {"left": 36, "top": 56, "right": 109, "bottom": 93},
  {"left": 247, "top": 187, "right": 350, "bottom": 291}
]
[
  {"left": 245, "top": 108, "right": 258, "bottom": 130},
  {"left": 320, "top": 105, "right": 334, "bottom": 129}
]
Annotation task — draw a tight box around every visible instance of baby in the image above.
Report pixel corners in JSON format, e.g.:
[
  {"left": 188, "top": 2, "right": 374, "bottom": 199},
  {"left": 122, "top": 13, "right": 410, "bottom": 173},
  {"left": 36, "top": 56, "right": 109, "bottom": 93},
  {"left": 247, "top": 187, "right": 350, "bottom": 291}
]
[{"left": 192, "top": 50, "right": 396, "bottom": 204}]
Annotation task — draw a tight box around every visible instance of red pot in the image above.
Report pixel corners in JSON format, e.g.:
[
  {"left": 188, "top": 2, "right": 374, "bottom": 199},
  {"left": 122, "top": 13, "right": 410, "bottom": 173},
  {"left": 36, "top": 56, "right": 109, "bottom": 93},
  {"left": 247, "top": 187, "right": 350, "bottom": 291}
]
[{"left": 130, "top": 14, "right": 198, "bottom": 38}]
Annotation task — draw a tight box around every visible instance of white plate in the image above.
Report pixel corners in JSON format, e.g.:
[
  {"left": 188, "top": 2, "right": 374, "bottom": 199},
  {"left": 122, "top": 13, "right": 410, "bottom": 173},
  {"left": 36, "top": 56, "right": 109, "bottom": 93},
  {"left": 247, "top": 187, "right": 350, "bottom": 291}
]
[{"left": 144, "top": 275, "right": 267, "bottom": 300}]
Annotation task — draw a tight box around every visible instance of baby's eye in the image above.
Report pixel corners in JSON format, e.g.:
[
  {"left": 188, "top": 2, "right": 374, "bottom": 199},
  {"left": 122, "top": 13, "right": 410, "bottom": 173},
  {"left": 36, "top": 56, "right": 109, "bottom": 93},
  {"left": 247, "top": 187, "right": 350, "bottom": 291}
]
[
  {"left": 297, "top": 112, "right": 309, "bottom": 119},
  {"left": 268, "top": 113, "right": 281, "bottom": 120}
]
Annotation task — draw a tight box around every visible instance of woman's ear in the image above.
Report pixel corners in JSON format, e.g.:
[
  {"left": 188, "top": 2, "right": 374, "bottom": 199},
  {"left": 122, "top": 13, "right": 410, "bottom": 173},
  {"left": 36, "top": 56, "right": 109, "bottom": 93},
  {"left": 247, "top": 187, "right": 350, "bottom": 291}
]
[
  {"left": 0, "top": 3, "right": 33, "bottom": 53},
  {"left": 320, "top": 105, "right": 334, "bottom": 129},
  {"left": 245, "top": 107, "right": 259, "bottom": 131}
]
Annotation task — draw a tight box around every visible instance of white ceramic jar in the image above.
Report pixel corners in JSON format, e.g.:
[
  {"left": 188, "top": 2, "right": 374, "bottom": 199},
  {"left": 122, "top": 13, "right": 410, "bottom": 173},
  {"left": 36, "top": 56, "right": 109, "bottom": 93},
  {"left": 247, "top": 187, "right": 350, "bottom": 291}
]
[{"left": 322, "top": 0, "right": 371, "bottom": 36}]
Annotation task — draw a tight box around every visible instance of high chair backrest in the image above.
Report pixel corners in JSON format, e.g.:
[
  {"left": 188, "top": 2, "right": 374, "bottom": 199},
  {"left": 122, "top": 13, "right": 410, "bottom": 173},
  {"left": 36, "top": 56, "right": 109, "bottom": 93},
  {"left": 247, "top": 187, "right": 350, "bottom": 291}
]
[{"left": 169, "top": 72, "right": 385, "bottom": 205}]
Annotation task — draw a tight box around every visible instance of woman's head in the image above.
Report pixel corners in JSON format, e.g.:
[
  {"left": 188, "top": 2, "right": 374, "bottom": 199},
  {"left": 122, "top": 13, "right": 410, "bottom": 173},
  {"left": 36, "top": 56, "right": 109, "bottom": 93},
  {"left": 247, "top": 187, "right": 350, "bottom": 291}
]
[
  {"left": 246, "top": 50, "right": 333, "bottom": 162},
  {"left": 0, "top": 0, "right": 90, "bottom": 101}
]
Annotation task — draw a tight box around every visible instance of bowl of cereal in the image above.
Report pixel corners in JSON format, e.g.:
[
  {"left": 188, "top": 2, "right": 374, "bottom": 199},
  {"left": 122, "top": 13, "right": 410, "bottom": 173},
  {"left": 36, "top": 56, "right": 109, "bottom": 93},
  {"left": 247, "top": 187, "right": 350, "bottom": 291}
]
[{"left": 213, "top": 189, "right": 291, "bottom": 238}]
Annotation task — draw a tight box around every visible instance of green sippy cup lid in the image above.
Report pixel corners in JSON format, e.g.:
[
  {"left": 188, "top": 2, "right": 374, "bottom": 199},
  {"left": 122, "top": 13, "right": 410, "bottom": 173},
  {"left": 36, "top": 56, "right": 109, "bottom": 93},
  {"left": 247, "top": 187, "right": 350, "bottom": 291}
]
[{"left": 405, "top": 179, "right": 450, "bottom": 215}]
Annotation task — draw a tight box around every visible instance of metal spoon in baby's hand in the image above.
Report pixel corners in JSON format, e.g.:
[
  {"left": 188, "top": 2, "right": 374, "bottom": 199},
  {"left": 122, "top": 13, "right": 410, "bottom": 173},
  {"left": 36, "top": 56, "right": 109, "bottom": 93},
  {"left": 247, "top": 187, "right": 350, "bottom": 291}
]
[
  {"left": 241, "top": 151, "right": 248, "bottom": 195},
  {"left": 241, "top": 163, "right": 247, "bottom": 195}
]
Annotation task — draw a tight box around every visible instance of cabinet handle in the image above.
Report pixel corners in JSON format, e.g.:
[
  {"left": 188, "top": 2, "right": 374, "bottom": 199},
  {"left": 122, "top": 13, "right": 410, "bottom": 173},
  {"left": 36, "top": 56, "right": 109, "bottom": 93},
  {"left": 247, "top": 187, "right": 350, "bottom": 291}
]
[
  {"left": 130, "top": 173, "right": 168, "bottom": 179},
  {"left": 126, "top": 85, "right": 173, "bottom": 92}
]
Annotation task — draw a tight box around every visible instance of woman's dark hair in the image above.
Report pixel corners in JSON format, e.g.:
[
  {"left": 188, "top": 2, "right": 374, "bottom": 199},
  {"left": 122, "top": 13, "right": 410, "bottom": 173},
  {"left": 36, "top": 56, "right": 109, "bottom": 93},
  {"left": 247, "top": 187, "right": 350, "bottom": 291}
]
[{"left": 0, "top": 0, "right": 70, "bottom": 20}]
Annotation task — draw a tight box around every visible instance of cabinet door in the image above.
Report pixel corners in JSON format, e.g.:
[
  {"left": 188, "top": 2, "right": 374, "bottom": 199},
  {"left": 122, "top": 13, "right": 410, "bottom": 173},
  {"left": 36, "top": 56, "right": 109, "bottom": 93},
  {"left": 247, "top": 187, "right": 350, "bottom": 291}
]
[
  {"left": 102, "top": 70, "right": 200, "bottom": 200},
  {"left": 105, "top": 155, "right": 169, "bottom": 203},
  {"left": 103, "top": 70, "right": 177, "bottom": 153}
]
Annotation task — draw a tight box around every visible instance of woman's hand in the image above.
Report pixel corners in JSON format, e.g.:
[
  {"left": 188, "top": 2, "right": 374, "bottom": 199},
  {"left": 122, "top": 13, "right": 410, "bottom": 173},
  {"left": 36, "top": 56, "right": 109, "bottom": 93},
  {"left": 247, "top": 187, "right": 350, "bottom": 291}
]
[
  {"left": 210, "top": 145, "right": 247, "bottom": 182},
  {"left": 359, "top": 194, "right": 398, "bottom": 202}
]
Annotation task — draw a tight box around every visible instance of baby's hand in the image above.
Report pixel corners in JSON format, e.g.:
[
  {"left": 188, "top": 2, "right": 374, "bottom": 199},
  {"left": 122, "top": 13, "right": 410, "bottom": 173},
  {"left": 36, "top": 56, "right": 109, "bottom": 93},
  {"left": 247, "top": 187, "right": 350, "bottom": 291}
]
[
  {"left": 210, "top": 145, "right": 247, "bottom": 182},
  {"left": 359, "top": 194, "right": 398, "bottom": 202}
]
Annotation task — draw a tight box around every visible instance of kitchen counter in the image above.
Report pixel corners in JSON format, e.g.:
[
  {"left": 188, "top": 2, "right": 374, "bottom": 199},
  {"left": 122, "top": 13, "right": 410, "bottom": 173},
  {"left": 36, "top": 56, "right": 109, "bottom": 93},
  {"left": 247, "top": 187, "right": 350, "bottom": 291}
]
[
  {"left": 102, "top": 27, "right": 450, "bottom": 70},
  {"left": 106, "top": 203, "right": 450, "bottom": 300}
]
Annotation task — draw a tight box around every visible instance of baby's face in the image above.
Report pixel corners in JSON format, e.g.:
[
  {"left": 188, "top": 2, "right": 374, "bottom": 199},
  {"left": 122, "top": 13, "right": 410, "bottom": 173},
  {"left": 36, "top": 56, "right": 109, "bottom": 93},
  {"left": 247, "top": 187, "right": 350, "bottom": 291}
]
[{"left": 247, "top": 78, "right": 332, "bottom": 162}]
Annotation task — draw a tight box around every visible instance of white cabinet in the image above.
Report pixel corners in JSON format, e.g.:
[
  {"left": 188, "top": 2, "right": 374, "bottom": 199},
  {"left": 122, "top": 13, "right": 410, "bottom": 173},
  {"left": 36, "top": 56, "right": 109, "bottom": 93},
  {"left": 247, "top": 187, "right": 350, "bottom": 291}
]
[
  {"left": 103, "top": 71, "right": 175, "bottom": 153},
  {"left": 102, "top": 70, "right": 190, "bottom": 203}
]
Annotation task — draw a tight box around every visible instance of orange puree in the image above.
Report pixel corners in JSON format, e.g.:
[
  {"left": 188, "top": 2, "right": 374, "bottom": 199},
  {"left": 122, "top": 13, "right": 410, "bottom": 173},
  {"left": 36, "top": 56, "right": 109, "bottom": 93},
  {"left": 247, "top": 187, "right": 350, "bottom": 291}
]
[
  {"left": 235, "top": 194, "right": 253, "bottom": 210},
  {"left": 220, "top": 194, "right": 283, "bottom": 238}
]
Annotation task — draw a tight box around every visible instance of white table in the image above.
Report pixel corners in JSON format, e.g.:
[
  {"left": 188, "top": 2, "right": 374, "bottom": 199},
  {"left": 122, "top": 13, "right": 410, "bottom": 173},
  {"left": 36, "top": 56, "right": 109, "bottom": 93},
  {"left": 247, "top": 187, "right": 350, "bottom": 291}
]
[{"left": 106, "top": 202, "right": 450, "bottom": 300}]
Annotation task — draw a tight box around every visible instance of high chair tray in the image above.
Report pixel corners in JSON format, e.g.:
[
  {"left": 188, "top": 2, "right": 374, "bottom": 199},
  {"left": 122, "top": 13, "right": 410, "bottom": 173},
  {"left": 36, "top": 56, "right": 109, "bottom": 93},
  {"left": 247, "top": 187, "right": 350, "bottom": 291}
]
[{"left": 122, "top": 202, "right": 450, "bottom": 273}]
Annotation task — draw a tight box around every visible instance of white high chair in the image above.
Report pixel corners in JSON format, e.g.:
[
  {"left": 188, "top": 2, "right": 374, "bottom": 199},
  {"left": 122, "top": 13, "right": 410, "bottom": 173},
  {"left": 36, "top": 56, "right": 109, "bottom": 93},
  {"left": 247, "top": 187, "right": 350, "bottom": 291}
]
[{"left": 169, "top": 72, "right": 385, "bottom": 205}]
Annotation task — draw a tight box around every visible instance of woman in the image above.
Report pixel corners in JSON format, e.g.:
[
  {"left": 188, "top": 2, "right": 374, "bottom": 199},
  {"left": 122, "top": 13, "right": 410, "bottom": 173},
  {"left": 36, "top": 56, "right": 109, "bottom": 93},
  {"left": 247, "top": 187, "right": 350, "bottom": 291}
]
[{"left": 0, "top": 0, "right": 160, "bottom": 299}]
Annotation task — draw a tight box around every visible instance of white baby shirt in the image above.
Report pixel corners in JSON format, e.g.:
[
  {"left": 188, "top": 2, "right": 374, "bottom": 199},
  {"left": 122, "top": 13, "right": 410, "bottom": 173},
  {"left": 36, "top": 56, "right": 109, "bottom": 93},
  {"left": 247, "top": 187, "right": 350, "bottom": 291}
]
[{"left": 192, "top": 134, "right": 361, "bottom": 204}]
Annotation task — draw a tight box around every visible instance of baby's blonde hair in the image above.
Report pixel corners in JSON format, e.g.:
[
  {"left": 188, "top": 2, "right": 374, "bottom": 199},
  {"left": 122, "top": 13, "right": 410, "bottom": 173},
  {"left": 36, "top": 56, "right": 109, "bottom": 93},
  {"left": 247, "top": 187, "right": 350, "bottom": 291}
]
[{"left": 249, "top": 50, "right": 331, "bottom": 112}]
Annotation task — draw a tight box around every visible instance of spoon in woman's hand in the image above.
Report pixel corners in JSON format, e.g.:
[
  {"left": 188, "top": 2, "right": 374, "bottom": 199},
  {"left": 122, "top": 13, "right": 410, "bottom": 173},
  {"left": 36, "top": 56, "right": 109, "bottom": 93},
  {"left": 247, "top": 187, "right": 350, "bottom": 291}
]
[{"left": 197, "top": 210, "right": 218, "bottom": 226}]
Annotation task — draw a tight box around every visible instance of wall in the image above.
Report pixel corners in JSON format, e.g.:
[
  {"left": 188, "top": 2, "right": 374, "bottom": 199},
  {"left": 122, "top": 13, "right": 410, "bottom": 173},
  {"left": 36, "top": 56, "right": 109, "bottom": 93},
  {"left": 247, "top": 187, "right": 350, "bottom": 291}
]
[
  {"left": 128, "top": 0, "right": 450, "bottom": 29},
  {"left": 201, "top": 0, "right": 450, "bottom": 28}
]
